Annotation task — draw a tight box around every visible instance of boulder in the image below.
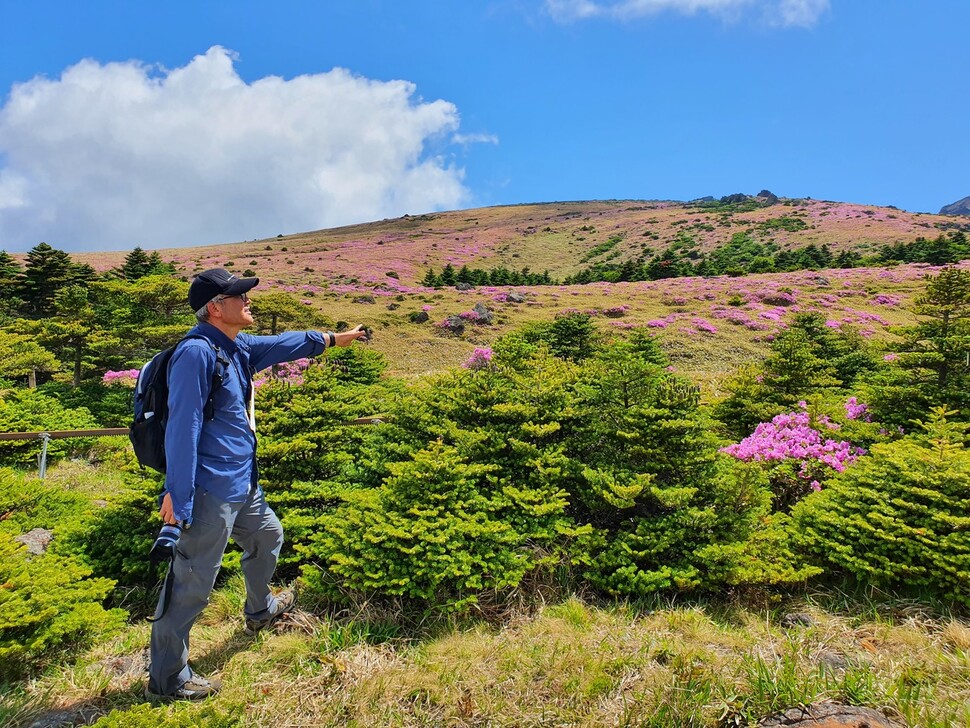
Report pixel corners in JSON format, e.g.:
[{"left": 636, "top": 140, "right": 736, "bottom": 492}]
[
  {"left": 507, "top": 291, "right": 526, "bottom": 304},
  {"left": 455, "top": 282, "right": 474, "bottom": 291},
  {"left": 441, "top": 315, "right": 465, "bottom": 334},
  {"left": 780, "top": 612, "right": 816, "bottom": 629},
  {"left": 472, "top": 303, "right": 494, "bottom": 324},
  {"left": 758, "top": 703, "right": 904, "bottom": 727},
  {"left": 16, "top": 528, "right": 54, "bottom": 555}
]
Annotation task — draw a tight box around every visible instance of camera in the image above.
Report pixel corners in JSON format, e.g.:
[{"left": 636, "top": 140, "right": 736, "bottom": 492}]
[{"left": 150, "top": 523, "right": 182, "bottom": 563}]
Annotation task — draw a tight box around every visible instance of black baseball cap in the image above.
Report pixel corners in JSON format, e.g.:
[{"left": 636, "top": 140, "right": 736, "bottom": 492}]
[{"left": 189, "top": 268, "right": 259, "bottom": 310}]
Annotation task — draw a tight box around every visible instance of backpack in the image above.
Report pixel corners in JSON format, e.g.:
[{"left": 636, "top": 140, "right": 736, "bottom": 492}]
[{"left": 129, "top": 334, "right": 230, "bottom": 473}]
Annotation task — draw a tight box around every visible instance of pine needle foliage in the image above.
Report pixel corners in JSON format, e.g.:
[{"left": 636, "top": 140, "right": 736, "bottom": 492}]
[
  {"left": 866, "top": 265, "right": 970, "bottom": 428},
  {"left": 296, "top": 336, "right": 815, "bottom": 610},
  {"left": 0, "top": 534, "right": 125, "bottom": 679},
  {"left": 792, "top": 408, "right": 970, "bottom": 606}
]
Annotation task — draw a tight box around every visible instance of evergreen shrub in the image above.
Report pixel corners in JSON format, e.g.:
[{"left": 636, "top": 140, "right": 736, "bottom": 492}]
[
  {"left": 565, "top": 343, "right": 817, "bottom": 595},
  {"left": 0, "top": 531, "right": 124, "bottom": 678},
  {"left": 55, "top": 471, "right": 166, "bottom": 609},
  {"left": 255, "top": 350, "right": 400, "bottom": 573},
  {"left": 792, "top": 409, "right": 970, "bottom": 606},
  {"left": 0, "top": 389, "right": 99, "bottom": 465},
  {"left": 295, "top": 337, "right": 814, "bottom": 610},
  {"left": 303, "top": 442, "right": 533, "bottom": 609}
]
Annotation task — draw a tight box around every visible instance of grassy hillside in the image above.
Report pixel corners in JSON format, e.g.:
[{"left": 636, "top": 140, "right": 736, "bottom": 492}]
[
  {"left": 57, "top": 197, "right": 968, "bottom": 384},
  {"left": 4, "top": 200, "right": 970, "bottom": 727},
  {"left": 74, "top": 197, "right": 968, "bottom": 285},
  {"left": 5, "top": 564, "right": 969, "bottom": 726}
]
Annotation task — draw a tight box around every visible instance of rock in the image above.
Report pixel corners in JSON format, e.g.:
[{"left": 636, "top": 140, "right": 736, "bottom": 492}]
[
  {"left": 409, "top": 311, "right": 430, "bottom": 324},
  {"left": 818, "top": 650, "right": 849, "bottom": 671},
  {"left": 386, "top": 303, "right": 400, "bottom": 310},
  {"left": 455, "top": 282, "right": 474, "bottom": 291},
  {"left": 811, "top": 275, "right": 830, "bottom": 287},
  {"left": 507, "top": 291, "right": 526, "bottom": 303},
  {"left": 441, "top": 315, "right": 465, "bottom": 334},
  {"left": 16, "top": 528, "right": 54, "bottom": 555},
  {"left": 939, "top": 195, "right": 970, "bottom": 216},
  {"left": 472, "top": 303, "right": 494, "bottom": 324},
  {"left": 781, "top": 612, "right": 816, "bottom": 629},
  {"left": 352, "top": 294, "right": 376, "bottom": 304},
  {"left": 758, "top": 703, "right": 904, "bottom": 727},
  {"left": 28, "top": 707, "right": 103, "bottom": 728}
]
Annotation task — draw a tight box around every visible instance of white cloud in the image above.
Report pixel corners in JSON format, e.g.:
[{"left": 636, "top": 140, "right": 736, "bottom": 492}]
[
  {"left": 0, "top": 46, "right": 477, "bottom": 251},
  {"left": 545, "top": 0, "right": 829, "bottom": 27},
  {"left": 453, "top": 132, "right": 500, "bottom": 146},
  {"left": 774, "top": 0, "right": 829, "bottom": 28}
]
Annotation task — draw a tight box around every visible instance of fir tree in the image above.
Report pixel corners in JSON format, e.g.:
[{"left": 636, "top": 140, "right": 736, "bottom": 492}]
[
  {"left": 867, "top": 266, "right": 970, "bottom": 427},
  {"left": 17, "top": 243, "right": 85, "bottom": 316},
  {"left": 421, "top": 268, "right": 439, "bottom": 287},
  {"left": 0, "top": 250, "right": 22, "bottom": 281},
  {"left": 121, "top": 246, "right": 152, "bottom": 280}
]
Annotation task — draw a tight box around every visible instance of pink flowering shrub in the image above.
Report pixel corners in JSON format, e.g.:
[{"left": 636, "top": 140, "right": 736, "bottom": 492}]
[
  {"left": 462, "top": 347, "right": 494, "bottom": 371},
  {"left": 721, "top": 407, "right": 864, "bottom": 511},
  {"left": 254, "top": 358, "right": 312, "bottom": 388},
  {"left": 844, "top": 397, "right": 869, "bottom": 421},
  {"left": 692, "top": 318, "right": 718, "bottom": 334},
  {"left": 102, "top": 369, "right": 140, "bottom": 387},
  {"left": 759, "top": 290, "right": 797, "bottom": 307},
  {"left": 661, "top": 295, "right": 688, "bottom": 306},
  {"left": 871, "top": 293, "right": 901, "bottom": 306},
  {"left": 602, "top": 305, "right": 630, "bottom": 318}
]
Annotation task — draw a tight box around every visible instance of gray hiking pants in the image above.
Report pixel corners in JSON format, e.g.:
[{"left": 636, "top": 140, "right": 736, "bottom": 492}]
[{"left": 148, "top": 486, "right": 284, "bottom": 695}]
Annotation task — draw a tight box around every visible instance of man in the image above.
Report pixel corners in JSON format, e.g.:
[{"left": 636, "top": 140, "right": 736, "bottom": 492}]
[{"left": 146, "top": 268, "right": 367, "bottom": 701}]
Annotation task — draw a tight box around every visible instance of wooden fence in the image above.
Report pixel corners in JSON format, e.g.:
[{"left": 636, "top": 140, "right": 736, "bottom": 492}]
[{"left": 0, "top": 418, "right": 384, "bottom": 478}]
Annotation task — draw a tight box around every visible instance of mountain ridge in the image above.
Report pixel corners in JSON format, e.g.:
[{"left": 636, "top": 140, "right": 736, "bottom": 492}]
[{"left": 940, "top": 195, "right": 970, "bottom": 216}]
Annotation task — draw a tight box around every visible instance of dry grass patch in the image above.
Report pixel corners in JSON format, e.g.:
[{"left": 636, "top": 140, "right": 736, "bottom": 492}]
[{"left": 4, "top": 588, "right": 968, "bottom": 727}]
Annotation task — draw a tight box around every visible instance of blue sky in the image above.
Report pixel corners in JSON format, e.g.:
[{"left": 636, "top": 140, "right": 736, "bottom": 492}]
[{"left": 0, "top": 1, "right": 967, "bottom": 251}]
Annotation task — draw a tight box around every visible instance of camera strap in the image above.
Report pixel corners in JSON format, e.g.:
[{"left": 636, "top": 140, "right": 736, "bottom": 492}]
[{"left": 146, "top": 553, "right": 176, "bottom": 623}]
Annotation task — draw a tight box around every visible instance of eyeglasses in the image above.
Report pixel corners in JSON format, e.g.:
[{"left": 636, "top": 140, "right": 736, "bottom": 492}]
[{"left": 214, "top": 292, "right": 249, "bottom": 304}]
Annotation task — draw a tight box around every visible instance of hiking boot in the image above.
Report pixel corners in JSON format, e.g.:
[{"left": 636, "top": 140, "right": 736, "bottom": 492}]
[
  {"left": 244, "top": 589, "right": 296, "bottom": 635},
  {"left": 145, "top": 674, "right": 222, "bottom": 702}
]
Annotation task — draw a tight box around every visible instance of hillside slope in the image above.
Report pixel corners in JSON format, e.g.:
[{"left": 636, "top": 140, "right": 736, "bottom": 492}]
[
  {"left": 74, "top": 197, "right": 967, "bottom": 287},
  {"left": 63, "top": 197, "right": 969, "bottom": 384}
]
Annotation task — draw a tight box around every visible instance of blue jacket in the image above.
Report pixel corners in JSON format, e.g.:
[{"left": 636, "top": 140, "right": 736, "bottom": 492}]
[{"left": 164, "top": 322, "right": 330, "bottom": 523}]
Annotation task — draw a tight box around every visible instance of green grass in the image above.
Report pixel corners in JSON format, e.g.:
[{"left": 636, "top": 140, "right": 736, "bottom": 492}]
[{"left": 3, "top": 570, "right": 968, "bottom": 727}]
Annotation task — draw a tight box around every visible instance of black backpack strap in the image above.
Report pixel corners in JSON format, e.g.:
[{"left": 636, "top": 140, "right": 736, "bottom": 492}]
[{"left": 179, "top": 334, "right": 230, "bottom": 421}]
